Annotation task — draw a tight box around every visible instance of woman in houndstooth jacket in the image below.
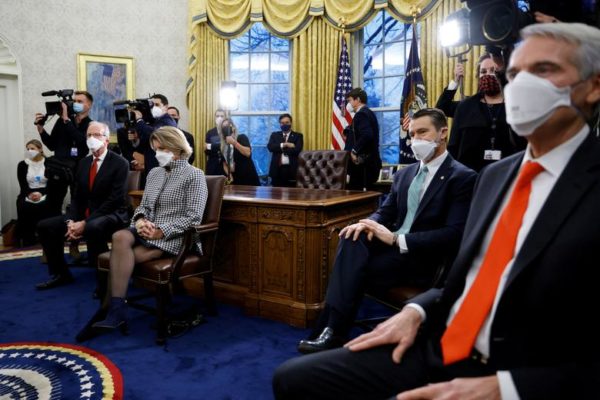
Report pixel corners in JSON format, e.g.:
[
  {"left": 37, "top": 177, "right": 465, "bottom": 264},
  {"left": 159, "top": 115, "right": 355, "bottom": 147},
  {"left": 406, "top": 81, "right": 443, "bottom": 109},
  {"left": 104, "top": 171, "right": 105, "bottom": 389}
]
[{"left": 93, "top": 126, "right": 208, "bottom": 331}]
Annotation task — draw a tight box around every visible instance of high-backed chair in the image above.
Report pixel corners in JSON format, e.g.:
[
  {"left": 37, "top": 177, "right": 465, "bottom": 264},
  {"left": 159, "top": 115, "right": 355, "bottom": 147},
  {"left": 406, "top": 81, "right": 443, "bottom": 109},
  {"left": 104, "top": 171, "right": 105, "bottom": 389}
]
[
  {"left": 96, "top": 175, "right": 226, "bottom": 344},
  {"left": 296, "top": 150, "right": 350, "bottom": 190}
]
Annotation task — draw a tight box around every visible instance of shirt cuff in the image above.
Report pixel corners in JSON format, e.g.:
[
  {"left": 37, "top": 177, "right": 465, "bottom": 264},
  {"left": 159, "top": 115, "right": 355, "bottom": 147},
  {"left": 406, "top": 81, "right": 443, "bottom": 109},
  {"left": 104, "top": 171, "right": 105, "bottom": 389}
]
[
  {"left": 280, "top": 143, "right": 285, "bottom": 149},
  {"left": 447, "top": 80, "right": 459, "bottom": 91},
  {"left": 398, "top": 234, "right": 408, "bottom": 253},
  {"left": 206, "top": 143, "right": 212, "bottom": 150},
  {"left": 497, "top": 371, "right": 520, "bottom": 400},
  {"left": 404, "top": 303, "right": 426, "bottom": 323}
]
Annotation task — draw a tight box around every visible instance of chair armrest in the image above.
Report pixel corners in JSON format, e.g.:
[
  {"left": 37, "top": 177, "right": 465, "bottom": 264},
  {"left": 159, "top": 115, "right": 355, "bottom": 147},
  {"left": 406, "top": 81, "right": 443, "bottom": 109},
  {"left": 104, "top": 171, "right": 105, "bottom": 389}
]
[{"left": 193, "top": 222, "right": 219, "bottom": 235}]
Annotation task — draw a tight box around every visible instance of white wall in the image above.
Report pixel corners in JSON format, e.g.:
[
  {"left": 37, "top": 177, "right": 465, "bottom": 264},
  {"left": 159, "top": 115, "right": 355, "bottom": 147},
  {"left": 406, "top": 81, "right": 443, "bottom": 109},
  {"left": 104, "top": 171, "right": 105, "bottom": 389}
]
[{"left": 0, "top": 0, "right": 190, "bottom": 221}]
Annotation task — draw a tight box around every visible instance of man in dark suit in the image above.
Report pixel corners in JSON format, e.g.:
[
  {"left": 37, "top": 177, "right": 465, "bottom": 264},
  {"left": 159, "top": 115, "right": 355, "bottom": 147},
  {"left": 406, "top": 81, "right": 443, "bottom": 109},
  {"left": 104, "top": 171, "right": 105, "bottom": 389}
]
[
  {"left": 167, "top": 106, "right": 196, "bottom": 164},
  {"left": 36, "top": 121, "right": 129, "bottom": 290},
  {"left": 274, "top": 22, "right": 600, "bottom": 399},
  {"left": 204, "top": 109, "right": 226, "bottom": 176},
  {"left": 267, "top": 113, "right": 304, "bottom": 187},
  {"left": 297, "top": 108, "right": 477, "bottom": 354},
  {"left": 344, "top": 88, "right": 382, "bottom": 190}
]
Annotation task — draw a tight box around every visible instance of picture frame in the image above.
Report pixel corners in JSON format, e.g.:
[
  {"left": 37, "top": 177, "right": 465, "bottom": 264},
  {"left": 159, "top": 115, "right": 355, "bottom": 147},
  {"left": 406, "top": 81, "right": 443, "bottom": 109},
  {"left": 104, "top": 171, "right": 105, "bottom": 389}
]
[
  {"left": 77, "top": 53, "right": 134, "bottom": 134},
  {"left": 378, "top": 164, "right": 399, "bottom": 182}
]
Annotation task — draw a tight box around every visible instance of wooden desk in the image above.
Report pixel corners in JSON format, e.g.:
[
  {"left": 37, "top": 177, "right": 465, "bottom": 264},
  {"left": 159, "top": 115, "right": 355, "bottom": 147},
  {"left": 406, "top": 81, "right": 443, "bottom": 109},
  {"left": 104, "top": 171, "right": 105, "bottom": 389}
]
[{"left": 130, "top": 185, "right": 380, "bottom": 327}]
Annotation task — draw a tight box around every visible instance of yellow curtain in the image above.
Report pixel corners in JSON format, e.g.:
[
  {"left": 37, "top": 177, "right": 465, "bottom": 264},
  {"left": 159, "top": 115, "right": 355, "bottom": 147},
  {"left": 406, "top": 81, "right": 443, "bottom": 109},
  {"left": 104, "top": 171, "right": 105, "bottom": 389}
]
[
  {"left": 421, "top": 0, "right": 483, "bottom": 111},
  {"left": 189, "top": 0, "right": 439, "bottom": 38},
  {"left": 291, "top": 18, "right": 345, "bottom": 151},
  {"left": 186, "top": 24, "right": 228, "bottom": 169}
]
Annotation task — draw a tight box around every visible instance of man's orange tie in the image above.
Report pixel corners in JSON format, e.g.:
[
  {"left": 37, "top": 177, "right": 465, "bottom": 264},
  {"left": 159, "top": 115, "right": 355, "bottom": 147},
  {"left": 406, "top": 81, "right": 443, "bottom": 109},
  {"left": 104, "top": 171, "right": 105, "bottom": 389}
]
[
  {"left": 441, "top": 161, "right": 544, "bottom": 365},
  {"left": 85, "top": 158, "right": 99, "bottom": 218}
]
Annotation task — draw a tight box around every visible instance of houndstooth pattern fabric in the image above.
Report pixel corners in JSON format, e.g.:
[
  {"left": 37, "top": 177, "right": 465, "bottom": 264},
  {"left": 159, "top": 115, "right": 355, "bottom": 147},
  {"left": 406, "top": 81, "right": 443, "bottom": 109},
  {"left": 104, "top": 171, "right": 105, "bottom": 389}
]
[{"left": 131, "top": 160, "right": 208, "bottom": 255}]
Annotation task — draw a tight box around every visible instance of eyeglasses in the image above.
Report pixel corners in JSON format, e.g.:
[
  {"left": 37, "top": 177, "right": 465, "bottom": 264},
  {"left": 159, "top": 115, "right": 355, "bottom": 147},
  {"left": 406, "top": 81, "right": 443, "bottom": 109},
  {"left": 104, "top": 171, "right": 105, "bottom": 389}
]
[{"left": 86, "top": 133, "right": 105, "bottom": 139}]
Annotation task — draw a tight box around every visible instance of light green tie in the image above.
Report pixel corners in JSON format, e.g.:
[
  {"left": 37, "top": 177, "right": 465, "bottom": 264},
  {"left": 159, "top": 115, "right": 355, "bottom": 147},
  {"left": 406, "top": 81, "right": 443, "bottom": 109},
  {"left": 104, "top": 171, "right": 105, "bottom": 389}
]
[{"left": 397, "top": 165, "right": 429, "bottom": 234}]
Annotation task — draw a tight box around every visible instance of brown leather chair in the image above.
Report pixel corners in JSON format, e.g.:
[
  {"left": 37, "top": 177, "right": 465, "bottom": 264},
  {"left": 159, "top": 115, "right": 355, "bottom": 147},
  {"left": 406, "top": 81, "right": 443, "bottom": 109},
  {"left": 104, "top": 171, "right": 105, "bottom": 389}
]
[
  {"left": 296, "top": 150, "right": 350, "bottom": 190},
  {"left": 96, "top": 175, "right": 227, "bottom": 344},
  {"left": 355, "top": 260, "right": 450, "bottom": 331}
]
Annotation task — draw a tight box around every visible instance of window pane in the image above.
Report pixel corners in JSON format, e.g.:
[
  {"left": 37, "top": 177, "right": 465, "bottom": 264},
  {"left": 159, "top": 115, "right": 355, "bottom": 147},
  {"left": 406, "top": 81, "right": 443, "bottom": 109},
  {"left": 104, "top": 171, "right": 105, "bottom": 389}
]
[
  {"left": 237, "top": 83, "right": 250, "bottom": 111},
  {"left": 230, "top": 53, "right": 249, "bottom": 83},
  {"left": 271, "top": 36, "right": 289, "bottom": 51},
  {"left": 365, "top": 45, "right": 383, "bottom": 78},
  {"left": 271, "top": 84, "right": 289, "bottom": 111},
  {"left": 385, "top": 42, "right": 405, "bottom": 75},
  {"left": 382, "top": 111, "right": 400, "bottom": 146},
  {"left": 230, "top": 35, "right": 249, "bottom": 52},
  {"left": 252, "top": 146, "right": 270, "bottom": 178},
  {"left": 384, "top": 76, "right": 402, "bottom": 107},
  {"left": 250, "top": 84, "right": 270, "bottom": 111},
  {"left": 365, "top": 78, "right": 382, "bottom": 108},
  {"left": 383, "top": 17, "right": 401, "bottom": 41},
  {"left": 231, "top": 115, "right": 249, "bottom": 135},
  {"left": 381, "top": 145, "right": 399, "bottom": 165},
  {"left": 364, "top": 13, "right": 383, "bottom": 45},
  {"left": 250, "top": 24, "right": 270, "bottom": 51},
  {"left": 250, "top": 53, "right": 269, "bottom": 83},
  {"left": 271, "top": 52, "right": 289, "bottom": 82}
]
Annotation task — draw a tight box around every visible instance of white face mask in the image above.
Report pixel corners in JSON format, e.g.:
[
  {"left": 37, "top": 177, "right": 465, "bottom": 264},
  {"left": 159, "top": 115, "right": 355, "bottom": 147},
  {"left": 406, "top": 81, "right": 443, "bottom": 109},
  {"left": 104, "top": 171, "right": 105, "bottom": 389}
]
[
  {"left": 151, "top": 106, "right": 165, "bottom": 119},
  {"left": 155, "top": 150, "right": 174, "bottom": 167},
  {"left": 25, "top": 149, "right": 39, "bottom": 160},
  {"left": 86, "top": 137, "right": 105, "bottom": 152},
  {"left": 410, "top": 138, "right": 438, "bottom": 161},
  {"left": 215, "top": 116, "right": 224, "bottom": 126},
  {"left": 504, "top": 71, "right": 572, "bottom": 136}
]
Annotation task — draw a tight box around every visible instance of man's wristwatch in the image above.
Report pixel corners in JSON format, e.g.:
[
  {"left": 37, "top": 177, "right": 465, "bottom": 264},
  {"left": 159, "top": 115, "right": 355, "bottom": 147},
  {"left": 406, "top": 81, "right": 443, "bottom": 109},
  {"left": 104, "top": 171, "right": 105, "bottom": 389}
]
[{"left": 392, "top": 232, "right": 399, "bottom": 247}]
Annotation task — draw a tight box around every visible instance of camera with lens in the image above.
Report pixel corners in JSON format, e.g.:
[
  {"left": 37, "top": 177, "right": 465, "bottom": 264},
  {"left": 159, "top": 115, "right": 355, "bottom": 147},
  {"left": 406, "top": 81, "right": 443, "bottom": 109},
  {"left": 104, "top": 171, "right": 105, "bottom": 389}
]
[
  {"left": 113, "top": 98, "right": 154, "bottom": 129},
  {"left": 35, "top": 89, "right": 75, "bottom": 126}
]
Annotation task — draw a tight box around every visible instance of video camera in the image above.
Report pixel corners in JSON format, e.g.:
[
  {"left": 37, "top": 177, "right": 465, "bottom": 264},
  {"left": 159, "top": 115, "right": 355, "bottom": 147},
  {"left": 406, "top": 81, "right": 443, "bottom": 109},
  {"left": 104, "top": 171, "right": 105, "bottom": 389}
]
[
  {"left": 35, "top": 89, "right": 75, "bottom": 126},
  {"left": 113, "top": 98, "right": 154, "bottom": 130}
]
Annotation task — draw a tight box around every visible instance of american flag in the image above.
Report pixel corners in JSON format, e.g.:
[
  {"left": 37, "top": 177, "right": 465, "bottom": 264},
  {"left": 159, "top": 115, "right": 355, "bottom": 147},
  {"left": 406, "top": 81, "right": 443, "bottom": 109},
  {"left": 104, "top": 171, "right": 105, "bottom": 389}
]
[
  {"left": 399, "top": 24, "right": 428, "bottom": 164},
  {"left": 331, "top": 37, "right": 353, "bottom": 150}
]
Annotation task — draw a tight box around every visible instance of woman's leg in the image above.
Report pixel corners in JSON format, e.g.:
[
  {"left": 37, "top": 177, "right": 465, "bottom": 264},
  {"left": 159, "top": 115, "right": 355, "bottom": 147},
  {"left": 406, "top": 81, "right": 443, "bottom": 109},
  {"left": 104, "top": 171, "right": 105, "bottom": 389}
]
[{"left": 109, "top": 229, "right": 137, "bottom": 298}]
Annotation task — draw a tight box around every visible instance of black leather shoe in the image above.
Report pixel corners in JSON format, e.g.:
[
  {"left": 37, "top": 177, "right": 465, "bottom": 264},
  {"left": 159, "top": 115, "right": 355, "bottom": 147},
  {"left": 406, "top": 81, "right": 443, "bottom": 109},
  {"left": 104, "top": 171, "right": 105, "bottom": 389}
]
[
  {"left": 297, "top": 327, "right": 345, "bottom": 354},
  {"left": 35, "top": 273, "right": 74, "bottom": 290}
]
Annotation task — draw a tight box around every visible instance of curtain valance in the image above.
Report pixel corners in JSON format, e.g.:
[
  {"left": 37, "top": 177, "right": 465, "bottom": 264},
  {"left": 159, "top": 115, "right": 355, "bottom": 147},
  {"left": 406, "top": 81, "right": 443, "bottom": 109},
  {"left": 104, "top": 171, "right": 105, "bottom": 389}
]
[{"left": 189, "top": 0, "right": 440, "bottom": 38}]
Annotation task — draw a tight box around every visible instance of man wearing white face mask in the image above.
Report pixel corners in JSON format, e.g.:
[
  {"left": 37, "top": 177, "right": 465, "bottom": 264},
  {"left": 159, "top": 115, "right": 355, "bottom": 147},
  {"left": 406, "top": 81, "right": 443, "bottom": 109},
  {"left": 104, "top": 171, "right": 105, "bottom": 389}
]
[
  {"left": 275, "top": 23, "right": 600, "bottom": 400},
  {"left": 296, "top": 108, "right": 476, "bottom": 354},
  {"left": 36, "top": 122, "right": 129, "bottom": 290},
  {"left": 132, "top": 93, "right": 177, "bottom": 187}
]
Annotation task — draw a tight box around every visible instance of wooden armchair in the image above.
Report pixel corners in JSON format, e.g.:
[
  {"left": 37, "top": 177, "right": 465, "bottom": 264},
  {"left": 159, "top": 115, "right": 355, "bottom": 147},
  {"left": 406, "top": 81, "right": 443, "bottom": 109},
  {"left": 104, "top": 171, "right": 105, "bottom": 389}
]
[{"left": 88, "top": 175, "right": 227, "bottom": 344}]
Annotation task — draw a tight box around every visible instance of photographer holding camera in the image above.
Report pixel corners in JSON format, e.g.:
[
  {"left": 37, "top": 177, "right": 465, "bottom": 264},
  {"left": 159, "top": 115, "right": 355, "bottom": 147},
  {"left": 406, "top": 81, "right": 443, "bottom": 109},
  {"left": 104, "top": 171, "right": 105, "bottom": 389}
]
[
  {"left": 132, "top": 94, "right": 177, "bottom": 185},
  {"left": 34, "top": 90, "right": 93, "bottom": 212}
]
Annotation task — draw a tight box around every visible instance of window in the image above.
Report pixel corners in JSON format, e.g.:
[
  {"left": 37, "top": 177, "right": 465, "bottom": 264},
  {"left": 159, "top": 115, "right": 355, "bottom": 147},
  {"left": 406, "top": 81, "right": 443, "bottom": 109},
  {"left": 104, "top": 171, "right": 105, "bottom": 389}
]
[
  {"left": 229, "top": 23, "right": 290, "bottom": 183},
  {"left": 362, "top": 11, "right": 418, "bottom": 164}
]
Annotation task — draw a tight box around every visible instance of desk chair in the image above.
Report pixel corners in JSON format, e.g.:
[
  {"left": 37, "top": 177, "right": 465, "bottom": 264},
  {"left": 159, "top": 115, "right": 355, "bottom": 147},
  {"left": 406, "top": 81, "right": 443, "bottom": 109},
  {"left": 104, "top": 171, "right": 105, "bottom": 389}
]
[
  {"left": 296, "top": 150, "right": 350, "bottom": 190},
  {"left": 91, "top": 175, "right": 226, "bottom": 344}
]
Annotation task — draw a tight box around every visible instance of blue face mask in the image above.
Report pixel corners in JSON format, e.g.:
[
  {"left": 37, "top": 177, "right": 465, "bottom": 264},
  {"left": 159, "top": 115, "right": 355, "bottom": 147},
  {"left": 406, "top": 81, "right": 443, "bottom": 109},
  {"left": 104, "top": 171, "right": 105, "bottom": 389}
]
[
  {"left": 280, "top": 124, "right": 291, "bottom": 132},
  {"left": 73, "top": 102, "right": 84, "bottom": 113}
]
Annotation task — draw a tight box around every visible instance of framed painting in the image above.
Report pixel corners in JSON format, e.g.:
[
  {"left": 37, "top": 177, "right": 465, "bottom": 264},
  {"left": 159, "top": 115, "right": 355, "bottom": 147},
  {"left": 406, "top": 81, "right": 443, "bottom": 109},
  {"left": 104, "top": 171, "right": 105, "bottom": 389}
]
[{"left": 77, "top": 53, "right": 134, "bottom": 134}]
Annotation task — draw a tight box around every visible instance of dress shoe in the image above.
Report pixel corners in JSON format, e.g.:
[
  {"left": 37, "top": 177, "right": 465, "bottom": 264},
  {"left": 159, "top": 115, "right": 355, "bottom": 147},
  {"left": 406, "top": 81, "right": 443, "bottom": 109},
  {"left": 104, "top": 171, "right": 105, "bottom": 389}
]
[
  {"left": 35, "top": 273, "right": 74, "bottom": 290},
  {"left": 92, "top": 298, "right": 129, "bottom": 334},
  {"left": 297, "top": 327, "right": 345, "bottom": 354}
]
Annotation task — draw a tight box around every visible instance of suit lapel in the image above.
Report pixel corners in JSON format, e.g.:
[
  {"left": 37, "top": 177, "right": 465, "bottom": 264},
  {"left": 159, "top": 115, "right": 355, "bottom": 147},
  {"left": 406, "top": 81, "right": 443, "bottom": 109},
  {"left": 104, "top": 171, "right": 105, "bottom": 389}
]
[
  {"left": 505, "top": 134, "right": 600, "bottom": 288},
  {"left": 414, "top": 156, "right": 452, "bottom": 220}
]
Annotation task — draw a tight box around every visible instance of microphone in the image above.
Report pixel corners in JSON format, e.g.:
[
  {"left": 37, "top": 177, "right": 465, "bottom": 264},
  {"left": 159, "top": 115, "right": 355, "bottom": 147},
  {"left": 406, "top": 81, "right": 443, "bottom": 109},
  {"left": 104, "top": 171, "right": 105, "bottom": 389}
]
[{"left": 41, "top": 90, "right": 58, "bottom": 96}]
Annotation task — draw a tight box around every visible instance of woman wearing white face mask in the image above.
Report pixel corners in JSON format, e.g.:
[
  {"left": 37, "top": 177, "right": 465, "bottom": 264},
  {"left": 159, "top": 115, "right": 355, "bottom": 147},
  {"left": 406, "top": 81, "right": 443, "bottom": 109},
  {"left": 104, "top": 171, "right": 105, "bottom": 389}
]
[
  {"left": 92, "top": 126, "right": 208, "bottom": 332},
  {"left": 15, "top": 140, "right": 60, "bottom": 246}
]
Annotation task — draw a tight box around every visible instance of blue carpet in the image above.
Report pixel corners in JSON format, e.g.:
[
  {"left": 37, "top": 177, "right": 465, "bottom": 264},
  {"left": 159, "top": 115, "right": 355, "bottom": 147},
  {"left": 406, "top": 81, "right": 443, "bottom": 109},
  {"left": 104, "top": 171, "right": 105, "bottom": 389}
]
[{"left": 0, "top": 256, "right": 311, "bottom": 399}]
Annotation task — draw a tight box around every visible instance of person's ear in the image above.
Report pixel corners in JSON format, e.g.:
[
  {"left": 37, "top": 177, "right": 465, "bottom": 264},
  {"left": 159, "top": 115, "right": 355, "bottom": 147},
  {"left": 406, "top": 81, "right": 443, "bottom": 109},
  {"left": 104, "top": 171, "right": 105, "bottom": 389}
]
[
  {"left": 585, "top": 73, "right": 600, "bottom": 105},
  {"left": 439, "top": 127, "right": 449, "bottom": 142}
]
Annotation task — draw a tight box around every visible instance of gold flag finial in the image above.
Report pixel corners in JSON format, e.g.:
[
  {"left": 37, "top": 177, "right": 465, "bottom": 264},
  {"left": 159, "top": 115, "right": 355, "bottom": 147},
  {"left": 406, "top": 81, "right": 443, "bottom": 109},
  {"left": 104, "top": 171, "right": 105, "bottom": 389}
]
[{"left": 409, "top": 5, "right": 421, "bottom": 25}]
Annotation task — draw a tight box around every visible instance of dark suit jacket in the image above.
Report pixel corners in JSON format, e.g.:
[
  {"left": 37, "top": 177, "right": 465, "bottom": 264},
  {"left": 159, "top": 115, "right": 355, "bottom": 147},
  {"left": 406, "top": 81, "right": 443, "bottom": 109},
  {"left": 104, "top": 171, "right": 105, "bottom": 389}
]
[
  {"left": 267, "top": 130, "right": 304, "bottom": 179},
  {"left": 412, "top": 132, "right": 600, "bottom": 398},
  {"left": 370, "top": 154, "right": 476, "bottom": 277},
  {"left": 345, "top": 106, "right": 382, "bottom": 189},
  {"left": 67, "top": 150, "right": 129, "bottom": 224},
  {"left": 435, "top": 86, "right": 460, "bottom": 118},
  {"left": 204, "top": 127, "right": 224, "bottom": 176}
]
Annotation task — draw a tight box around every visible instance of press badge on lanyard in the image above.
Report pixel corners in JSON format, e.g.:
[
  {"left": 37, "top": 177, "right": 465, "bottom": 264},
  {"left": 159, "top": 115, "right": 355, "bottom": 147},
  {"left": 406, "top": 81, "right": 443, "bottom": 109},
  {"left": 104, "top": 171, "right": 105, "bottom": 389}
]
[{"left": 484, "top": 137, "right": 501, "bottom": 161}]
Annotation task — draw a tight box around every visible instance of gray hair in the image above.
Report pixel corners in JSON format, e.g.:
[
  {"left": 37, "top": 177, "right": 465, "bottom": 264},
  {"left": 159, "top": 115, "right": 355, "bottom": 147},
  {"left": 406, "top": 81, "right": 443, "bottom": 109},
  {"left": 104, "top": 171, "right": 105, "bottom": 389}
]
[
  {"left": 521, "top": 22, "right": 600, "bottom": 80},
  {"left": 88, "top": 121, "right": 110, "bottom": 139},
  {"left": 150, "top": 126, "right": 193, "bottom": 159}
]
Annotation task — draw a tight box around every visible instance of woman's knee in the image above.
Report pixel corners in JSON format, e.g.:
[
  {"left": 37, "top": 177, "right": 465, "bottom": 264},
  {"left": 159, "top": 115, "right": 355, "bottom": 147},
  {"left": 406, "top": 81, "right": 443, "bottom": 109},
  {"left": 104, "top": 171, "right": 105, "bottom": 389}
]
[{"left": 111, "top": 229, "right": 134, "bottom": 247}]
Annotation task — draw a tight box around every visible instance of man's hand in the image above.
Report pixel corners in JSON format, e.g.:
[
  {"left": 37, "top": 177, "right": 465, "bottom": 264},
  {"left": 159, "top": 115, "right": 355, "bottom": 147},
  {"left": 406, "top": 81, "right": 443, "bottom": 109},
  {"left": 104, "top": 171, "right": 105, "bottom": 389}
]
[
  {"left": 339, "top": 221, "right": 375, "bottom": 241},
  {"left": 345, "top": 307, "right": 422, "bottom": 364},
  {"left": 534, "top": 11, "right": 559, "bottom": 23},
  {"left": 359, "top": 219, "right": 395, "bottom": 246},
  {"left": 351, "top": 152, "right": 359, "bottom": 165},
  {"left": 283, "top": 142, "right": 295, "bottom": 149},
  {"left": 34, "top": 113, "right": 46, "bottom": 133},
  {"left": 133, "top": 110, "right": 143, "bottom": 120},
  {"left": 60, "top": 102, "right": 69, "bottom": 121},
  {"left": 454, "top": 63, "right": 464, "bottom": 82},
  {"left": 66, "top": 220, "right": 85, "bottom": 240},
  {"left": 396, "top": 376, "right": 501, "bottom": 400}
]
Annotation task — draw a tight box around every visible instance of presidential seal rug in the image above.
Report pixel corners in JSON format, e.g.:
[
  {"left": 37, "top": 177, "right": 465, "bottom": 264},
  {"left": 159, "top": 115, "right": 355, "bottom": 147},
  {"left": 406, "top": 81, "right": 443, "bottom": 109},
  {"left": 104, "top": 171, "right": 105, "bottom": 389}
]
[{"left": 0, "top": 342, "right": 123, "bottom": 399}]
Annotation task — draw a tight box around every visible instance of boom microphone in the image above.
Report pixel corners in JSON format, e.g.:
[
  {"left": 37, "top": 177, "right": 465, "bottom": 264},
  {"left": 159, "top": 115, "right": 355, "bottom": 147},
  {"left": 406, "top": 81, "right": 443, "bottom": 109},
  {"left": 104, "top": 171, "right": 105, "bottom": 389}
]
[
  {"left": 113, "top": 100, "right": 131, "bottom": 106},
  {"left": 41, "top": 90, "right": 58, "bottom": 96}
]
